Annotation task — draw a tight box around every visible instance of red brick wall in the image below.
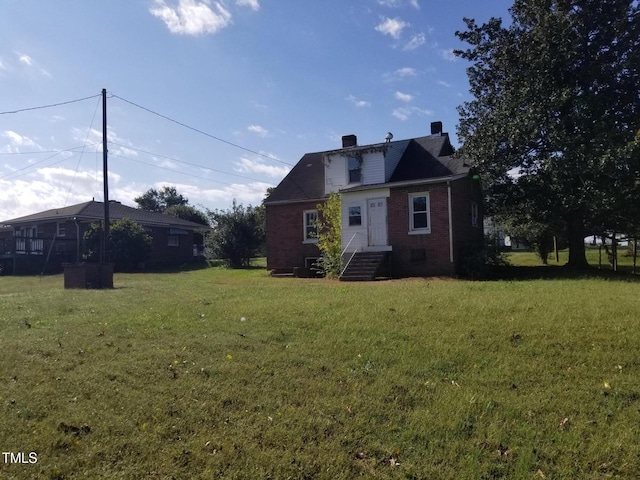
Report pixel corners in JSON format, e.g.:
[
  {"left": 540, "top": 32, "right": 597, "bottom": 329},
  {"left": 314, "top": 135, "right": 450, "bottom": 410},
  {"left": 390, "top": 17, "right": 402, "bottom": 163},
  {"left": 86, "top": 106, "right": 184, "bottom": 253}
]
[
  {"left": 388, "top": 184, "right": 455, "bottom": 276},
  {"left": 450, "top": 176, "right": 484, "bottom": 270},
  {"left": 266, "top": 201, "right": 324, "bottom": 272}
]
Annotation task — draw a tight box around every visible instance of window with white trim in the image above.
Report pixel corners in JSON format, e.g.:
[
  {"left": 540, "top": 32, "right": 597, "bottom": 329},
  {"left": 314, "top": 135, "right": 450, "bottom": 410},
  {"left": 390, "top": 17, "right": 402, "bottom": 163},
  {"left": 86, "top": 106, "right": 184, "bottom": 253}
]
[
  {"left": 348, "top": 157, "right": 361, "bottom": 183},
  {"left": 303, "top": 210, "right": 318, "bottom": 242},
  {"left": 409, "top": 192, "right": 431, "bottom": 233},
  {"left": 348, "top": 206, "right": 362, "bottom": 226},
  {"left": 57, "top": 222, "right": 66, "bottom": 237}
]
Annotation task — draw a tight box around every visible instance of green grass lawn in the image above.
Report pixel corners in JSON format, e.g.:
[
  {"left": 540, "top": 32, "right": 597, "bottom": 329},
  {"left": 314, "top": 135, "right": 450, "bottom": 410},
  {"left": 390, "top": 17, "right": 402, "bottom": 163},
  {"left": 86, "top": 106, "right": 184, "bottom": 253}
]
[{"left": 1, "top": 265, "right": 639, "bottom": 479}]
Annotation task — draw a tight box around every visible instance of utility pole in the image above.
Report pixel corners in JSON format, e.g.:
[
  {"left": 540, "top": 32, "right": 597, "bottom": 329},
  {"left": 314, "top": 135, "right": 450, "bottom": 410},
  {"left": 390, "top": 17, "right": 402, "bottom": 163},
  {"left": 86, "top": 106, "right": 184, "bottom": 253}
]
[{"left": 102, "top": 88, "right": 110, "bottom": 264}]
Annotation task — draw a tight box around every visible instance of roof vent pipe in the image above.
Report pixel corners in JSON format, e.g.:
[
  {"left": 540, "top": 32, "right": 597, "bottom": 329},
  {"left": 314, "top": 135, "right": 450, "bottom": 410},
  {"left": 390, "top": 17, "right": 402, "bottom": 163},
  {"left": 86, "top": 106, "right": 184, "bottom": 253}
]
[
  {"left": 430, "top": 121, "right": 443, "bottom": 135},
  {"left": 342, "top": 135, "right": 357, "bottom": 148}
]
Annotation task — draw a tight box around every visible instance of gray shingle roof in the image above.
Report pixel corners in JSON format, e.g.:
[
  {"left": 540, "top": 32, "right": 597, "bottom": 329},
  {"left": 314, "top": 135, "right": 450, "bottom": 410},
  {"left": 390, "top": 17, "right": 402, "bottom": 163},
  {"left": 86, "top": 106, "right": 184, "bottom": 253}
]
[
  {"left": 0, "top": 201, "right": 208, "bottom": 230},
  {"left": 264, "top": 133, "right": 470, "bottom": 204}
]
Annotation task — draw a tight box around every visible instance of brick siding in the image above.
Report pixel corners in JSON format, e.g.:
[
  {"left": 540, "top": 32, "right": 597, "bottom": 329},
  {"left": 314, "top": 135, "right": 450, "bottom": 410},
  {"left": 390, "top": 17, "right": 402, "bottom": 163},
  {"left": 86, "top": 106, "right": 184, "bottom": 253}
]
[{"left": 266, "top": 201, "right": 324, "bottom": 272}]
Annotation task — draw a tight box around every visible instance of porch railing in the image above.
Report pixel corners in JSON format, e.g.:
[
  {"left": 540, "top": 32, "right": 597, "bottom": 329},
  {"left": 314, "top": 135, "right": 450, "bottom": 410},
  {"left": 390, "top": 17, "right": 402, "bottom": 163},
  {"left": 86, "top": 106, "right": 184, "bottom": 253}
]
[{"left": 340, "top": 232, "right": 365, "bottom": 276}]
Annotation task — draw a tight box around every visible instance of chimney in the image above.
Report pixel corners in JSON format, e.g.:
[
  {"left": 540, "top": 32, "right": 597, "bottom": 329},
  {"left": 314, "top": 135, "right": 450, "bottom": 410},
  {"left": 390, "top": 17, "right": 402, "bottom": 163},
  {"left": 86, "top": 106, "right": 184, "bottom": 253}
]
[
  {"left": 342, "top": 134, "right": 357, "bottom": 148},
  {"left": 430, "top": 121, "right": 443, "bottom": 135}
]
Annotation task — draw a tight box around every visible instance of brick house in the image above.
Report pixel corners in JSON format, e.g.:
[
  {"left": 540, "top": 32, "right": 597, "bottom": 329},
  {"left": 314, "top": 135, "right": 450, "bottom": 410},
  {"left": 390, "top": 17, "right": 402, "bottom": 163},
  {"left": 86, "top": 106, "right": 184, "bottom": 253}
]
[
  {"left": 264, "top": 122, "right": 483, "bottom": 279},
  {"left": 0, "top": 200, "right": 208, "bottom": 275}
]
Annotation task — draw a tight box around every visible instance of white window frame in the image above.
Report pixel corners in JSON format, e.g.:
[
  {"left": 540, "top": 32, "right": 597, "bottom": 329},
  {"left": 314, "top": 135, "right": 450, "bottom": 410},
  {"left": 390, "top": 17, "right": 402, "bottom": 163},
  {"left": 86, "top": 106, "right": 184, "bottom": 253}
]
[
  {"left": 303, "top": 209, "right": 318, "bottom": 243},
  {"left": 348, "top": 205, "right": 362, "bottom": 226},
  {"left": 347, "top": 156, "right": 361, "bottom": 184},
  {"left": 408, "top": 192, "right": 431, "bottom": 234},
  {"left": 57, "top": 222, "right": 66, "bottom": 237}
]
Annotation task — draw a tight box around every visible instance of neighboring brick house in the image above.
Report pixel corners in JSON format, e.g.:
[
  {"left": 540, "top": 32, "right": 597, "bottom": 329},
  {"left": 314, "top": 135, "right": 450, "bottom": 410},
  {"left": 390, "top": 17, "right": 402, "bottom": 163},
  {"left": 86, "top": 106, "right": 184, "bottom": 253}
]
[
  {"left": 264, "top": 122, "right": 483, "bottom": 279},
  {"left": 0, "top": 200, "right": 208, "bottom": 275}
]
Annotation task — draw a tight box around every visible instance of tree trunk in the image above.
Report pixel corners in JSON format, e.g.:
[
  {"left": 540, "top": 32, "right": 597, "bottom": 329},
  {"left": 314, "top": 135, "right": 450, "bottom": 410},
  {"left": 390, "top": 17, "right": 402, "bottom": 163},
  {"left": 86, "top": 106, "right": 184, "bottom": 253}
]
[{"left": 565, "top": 214, "right": 589, "bottom": 269}]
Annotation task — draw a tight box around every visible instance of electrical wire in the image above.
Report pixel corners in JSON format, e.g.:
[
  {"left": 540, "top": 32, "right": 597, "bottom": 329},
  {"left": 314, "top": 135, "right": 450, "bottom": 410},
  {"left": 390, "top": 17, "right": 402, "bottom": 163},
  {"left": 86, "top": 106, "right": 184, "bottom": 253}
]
[
  {"left": 65, "top": 96, "right": 102, "bottom": 205},
  {"left": 109, "top": 93, "right": 295, "bottom": 167},
  {"left": 108, "top": 142, "right": 276, "bottom": 183},
  {"left": 0, "top": 94, "right": 102, "bottom": 115},
  {"left": 0, "top": 144, "right": 101, "bottom": 181},
  {"left": 108, "top": 151, "right": 274, "bottom": 188}
]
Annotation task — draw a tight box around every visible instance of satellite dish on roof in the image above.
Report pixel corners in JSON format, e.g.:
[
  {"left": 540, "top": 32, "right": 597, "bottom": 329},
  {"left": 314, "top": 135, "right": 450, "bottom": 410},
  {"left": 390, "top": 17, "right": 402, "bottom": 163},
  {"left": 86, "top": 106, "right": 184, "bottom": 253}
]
[{"left": 385, "top": 132, "right": 393, "bottom": 143}]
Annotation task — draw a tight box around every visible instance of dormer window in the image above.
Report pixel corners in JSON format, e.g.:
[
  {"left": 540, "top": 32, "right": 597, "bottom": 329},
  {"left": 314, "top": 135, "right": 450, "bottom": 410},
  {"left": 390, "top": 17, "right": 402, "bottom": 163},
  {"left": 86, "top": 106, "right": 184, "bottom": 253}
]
[{"left": 348, "top": 157, "right": 361, "bottom": 183}]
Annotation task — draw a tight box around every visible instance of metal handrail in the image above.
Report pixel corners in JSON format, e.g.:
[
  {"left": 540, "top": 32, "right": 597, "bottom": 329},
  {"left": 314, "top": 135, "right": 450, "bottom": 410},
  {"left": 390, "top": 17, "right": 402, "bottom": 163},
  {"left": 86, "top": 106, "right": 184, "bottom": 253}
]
[{"left": 340, "top": 232, "right": 363, "bottom": 276}]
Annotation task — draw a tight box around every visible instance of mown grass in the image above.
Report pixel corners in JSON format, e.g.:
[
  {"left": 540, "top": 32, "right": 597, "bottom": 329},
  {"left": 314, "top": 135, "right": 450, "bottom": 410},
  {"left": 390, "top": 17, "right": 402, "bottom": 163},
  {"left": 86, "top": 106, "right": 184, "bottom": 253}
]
[{"left": 1, "top": 265, "right": 639, "bottom": 479}]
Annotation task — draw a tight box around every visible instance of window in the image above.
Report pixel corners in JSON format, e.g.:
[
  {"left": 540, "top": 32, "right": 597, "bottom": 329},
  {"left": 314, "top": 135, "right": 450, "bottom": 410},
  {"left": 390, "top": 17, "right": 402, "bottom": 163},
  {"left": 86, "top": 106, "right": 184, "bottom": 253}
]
[
  {"left": 348, "top": 157, "right": 361, "bottom": 183},
  {"left": 471, "top": 201, "right": 479, "bottom": 227},
  {"left": 168, "top": 235, "right": 179, "bottom": 247},
  {"left": 303, "top": 210, "right": 318, "bottom": 242},
  {"left": 409, "top": 193, "right": 430, "bottom": 233},
  {"left": 57, "top": 222, "right": 66, "bottom": 237},
  {"left": 348, "top": 206, "right": 362, "bottom": 226}
]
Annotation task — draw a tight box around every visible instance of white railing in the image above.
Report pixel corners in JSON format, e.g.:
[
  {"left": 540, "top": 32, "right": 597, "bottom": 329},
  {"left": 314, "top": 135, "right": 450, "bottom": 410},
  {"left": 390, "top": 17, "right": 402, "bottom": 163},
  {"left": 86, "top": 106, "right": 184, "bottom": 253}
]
[{"left": 340, "top": 232, "right": 365, "bottom": 276}]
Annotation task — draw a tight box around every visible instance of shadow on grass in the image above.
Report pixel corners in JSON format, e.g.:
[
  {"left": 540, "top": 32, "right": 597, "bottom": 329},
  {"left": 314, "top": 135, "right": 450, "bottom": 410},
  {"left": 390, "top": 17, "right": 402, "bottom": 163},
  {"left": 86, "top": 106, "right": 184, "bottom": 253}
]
[{"left": 475, "top": 265, "right": 640, "bottom": 282}]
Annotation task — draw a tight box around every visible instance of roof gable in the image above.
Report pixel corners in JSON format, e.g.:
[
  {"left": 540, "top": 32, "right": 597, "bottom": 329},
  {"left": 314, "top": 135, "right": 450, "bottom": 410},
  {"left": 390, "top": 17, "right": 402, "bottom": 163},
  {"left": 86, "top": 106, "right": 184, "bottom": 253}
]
[{"left": 265, "top": 130, "right": 471, "bottom": 204}]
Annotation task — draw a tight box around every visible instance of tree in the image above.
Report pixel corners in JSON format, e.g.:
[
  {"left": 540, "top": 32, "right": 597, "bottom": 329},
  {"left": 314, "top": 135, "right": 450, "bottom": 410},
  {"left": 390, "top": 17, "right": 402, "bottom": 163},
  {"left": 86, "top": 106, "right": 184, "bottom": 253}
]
[
  {"left": 206, "top": 200, "right": 265, "bottom": 268},
  {"left": 455, "top": 0, "right": 640, "bottom": 268},
  {"left": 134, "top": 186, "right": 188, "bottom": 213},
  {"left": 315, "top": 193, "right": 342, "bottom": 277},
  {"left": 164, "top": 204, "right": 209, "bottom": 226},
  {"left": 84, "top": 219, "right": 152, "bottom": 272}
]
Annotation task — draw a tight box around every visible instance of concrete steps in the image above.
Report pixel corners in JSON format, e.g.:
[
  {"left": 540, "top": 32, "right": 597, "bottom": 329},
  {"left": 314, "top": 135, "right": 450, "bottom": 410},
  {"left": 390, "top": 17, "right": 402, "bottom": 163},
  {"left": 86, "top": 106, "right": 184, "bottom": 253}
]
[{"left": 340, "top": 251, "right": 388, "bottom": 282}]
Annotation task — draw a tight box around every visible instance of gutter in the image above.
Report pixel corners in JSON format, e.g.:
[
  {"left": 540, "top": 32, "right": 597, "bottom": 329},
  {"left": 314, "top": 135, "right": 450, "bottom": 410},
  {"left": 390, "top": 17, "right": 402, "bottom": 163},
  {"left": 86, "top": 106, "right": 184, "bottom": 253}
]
[{"left": 447, "top": 181, "right": 454, "bottom": 264}]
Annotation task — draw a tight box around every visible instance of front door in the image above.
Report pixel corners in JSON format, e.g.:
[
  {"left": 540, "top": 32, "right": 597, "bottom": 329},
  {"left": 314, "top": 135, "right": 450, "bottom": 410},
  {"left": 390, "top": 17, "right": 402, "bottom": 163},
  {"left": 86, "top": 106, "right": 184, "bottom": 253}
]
[{"left": 367, "top": 198, "right": 388, "bottom": 247}]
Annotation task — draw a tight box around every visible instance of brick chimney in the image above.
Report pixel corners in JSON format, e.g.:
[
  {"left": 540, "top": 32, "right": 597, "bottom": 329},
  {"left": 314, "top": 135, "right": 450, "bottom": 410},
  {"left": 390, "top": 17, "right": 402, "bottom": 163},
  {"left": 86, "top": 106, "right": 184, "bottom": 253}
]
[
  {"left": 430, "top": 121, "right": 443, "bottom": 135},
  {"left": 342, "top": 134, "right": 357, "bottom": 148}
]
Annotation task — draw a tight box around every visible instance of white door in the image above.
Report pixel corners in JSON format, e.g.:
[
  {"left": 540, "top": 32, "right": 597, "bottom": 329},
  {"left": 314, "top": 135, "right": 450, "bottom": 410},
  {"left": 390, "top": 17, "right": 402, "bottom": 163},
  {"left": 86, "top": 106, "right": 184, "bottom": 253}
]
[{"left": 367, "top": 198, "right": 388, "bottom": 247}]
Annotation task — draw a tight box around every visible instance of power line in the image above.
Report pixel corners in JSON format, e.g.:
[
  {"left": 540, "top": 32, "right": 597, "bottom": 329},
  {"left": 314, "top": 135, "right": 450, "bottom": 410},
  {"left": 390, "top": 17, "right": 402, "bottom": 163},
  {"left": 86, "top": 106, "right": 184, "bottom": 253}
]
[
  {"left": 109, "top": 93, "right": 295, "bottom": 167},
  {"left": 108, "top": 142, "right": 274, "bottom": 183},
  {"left": 0, "top": 144, "right": 101, "bottom": 180},
  {"left": 108, "top": 151, "right": 274, "bottom": 188},
  {"left": 0, "top": 94, "right": 102, "bottom": 115}
]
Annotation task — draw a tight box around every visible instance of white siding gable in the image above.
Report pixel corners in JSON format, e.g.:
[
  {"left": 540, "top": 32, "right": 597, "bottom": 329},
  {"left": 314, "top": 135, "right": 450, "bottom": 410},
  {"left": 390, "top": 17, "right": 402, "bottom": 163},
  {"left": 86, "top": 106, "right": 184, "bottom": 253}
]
[
  {"left": 324, "top": 154, "right": 347, "bottom": 194},
  {"left": 361, "top": 151, "right": 385, "bottom": 185}
]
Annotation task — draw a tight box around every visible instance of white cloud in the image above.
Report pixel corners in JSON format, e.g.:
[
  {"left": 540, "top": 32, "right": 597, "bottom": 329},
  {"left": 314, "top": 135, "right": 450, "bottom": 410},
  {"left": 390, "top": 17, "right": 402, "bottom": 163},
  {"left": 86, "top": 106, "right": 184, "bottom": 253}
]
[
  {"left": 438, "top": 80, "right": 451, "bottom": 88},
  {"left": 0, "top": 165, "right": 124, "bottom": 221},
  {"left": 247, "top": 125, "right": 268, "bottom": 137},
  {"left": 441, "top": 48, "right": 458, "bottom": 62},
  {"left": 392, "top": 108, "right": 410, "bottom": 121},
  {"left": 18, "top": 55, "right": 33, "bottom": 66},
  {"left": 392, "top": 106, "right": 433, "bottom": 121},
  {"left": 167, "top": 181, "right": 273, "bottom": 206},
  {"left": 149, "top": 0, "right": 232, "bottom": 36},
  {"left": 346, "top": 95, "right": 371, "bottom": 108},
  {"left": 394, "top": 91, "right": 413, "bottom": 102},
  {"left": 235, "top": 157, "right": 290, "bottom": 178},
  {"left": 236, "top": 0, "right": 259, "bottom": 11},
  {"left": 404, "top": 33, "right": 425, "bottom": 50},
  {"left": 2, "top": 131, "right": 38, "bottom": 153},
  {"left": 384, "top": 67, "right": 417, "bottom": 82},
  {"left": 15, "top": 53, "right": 52, "bottom": 78},
  {"left": 375, "top": 17, "right": 407, "bottom": 39},
  {"left": 378, "top": 0, "right": 419, "bottom": 8}
]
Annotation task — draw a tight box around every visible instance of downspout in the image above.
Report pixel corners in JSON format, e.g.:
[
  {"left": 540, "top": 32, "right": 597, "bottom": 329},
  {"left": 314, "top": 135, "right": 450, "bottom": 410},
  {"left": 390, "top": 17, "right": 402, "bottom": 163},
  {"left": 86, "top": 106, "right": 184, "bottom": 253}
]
[
  {"left": 74, "top": 218, "right": 81, "bottom": 263},
  {"left": 447, "top": 181, "right": 454, "bottom": 264}
]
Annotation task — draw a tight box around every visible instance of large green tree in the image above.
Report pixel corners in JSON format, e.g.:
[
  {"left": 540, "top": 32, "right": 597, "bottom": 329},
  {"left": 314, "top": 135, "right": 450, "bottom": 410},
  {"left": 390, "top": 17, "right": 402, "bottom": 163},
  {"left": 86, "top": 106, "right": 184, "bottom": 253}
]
[
  {"left": 206, "top": 200, "right": 265, "bottom": 268},
  {"left": 134, "top": 186, "right": 188, "bottom": 213},
  {"left": 84, "top": 219, "right": 152, "bottom": 272},
  {"left": 455, "top": 0, "right": 640, "bottom": 268}
]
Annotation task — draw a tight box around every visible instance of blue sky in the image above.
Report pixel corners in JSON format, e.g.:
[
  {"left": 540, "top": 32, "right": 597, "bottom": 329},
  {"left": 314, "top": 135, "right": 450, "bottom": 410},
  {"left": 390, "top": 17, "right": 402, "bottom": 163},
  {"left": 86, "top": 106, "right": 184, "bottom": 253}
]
[{"left": 0, "top": 0, "right": 513, "bottom": 221}]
